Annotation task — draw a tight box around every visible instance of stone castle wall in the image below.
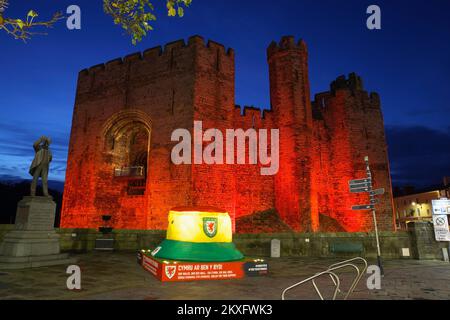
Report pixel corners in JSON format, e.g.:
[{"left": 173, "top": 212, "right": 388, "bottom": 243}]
[
  {"left": 61, "top": 35, "right": 394, "bottom": 232},
  {"left": 0, "top": 224, "right": 434, "bottom": 260}
]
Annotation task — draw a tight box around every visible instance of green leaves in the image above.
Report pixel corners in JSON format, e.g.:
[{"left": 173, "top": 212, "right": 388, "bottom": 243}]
[
  {"left": 27, "top": 10, "right": 38, "bottom": 19},
  {"left": 2, "top": 1, "right": 191, "bottom": 44},
  {"left": 26, "top": 9, "right": 38, "bottom": 26},
  {"left": 104, "top": 0, "right": 158, "bottom": 45},
  {"left": 1, "top": 9, "right": 63, "bottom": 42},
  {"left": 167, "top": 0, "right": 190, "bottom": 18},
  {"left": 15, "top": 18, "right": 23, "bottom": 29},
  {"left": 104, "top": 0, "right": 192, "bottom": 45}
]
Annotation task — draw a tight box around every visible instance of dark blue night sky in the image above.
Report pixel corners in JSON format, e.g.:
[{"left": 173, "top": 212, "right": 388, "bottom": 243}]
[{"left": 1, "top": 0, "right": 449, "bottom": 189}]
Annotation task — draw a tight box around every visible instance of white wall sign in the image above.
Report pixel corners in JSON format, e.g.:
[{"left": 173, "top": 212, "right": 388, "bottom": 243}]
[
  {"left": 432, "top": 214, "right": 450, "bottom": 242},
  {"left": 431, "top": 199, "right": 450, "bottom": 242},
  {"left": 431, "top": 199, "right": 450, "bottom": 241},
  {"left": 432, "top": 215, "right": 449, "bottom": 241},
  {"left": 432, "top": 199, "right": 450, "bottom": 215}
]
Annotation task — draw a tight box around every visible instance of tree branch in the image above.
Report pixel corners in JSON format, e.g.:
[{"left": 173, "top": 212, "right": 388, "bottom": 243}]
[{"left": 0, "top": 9, "right": 64, "bottom": 42}]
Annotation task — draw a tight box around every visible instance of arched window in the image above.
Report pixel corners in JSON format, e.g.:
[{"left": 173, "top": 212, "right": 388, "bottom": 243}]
[{"left": 103, "top": 110, "right": 152, "bottom": 196}]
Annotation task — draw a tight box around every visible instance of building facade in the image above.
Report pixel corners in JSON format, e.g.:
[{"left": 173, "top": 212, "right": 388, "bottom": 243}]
[
  {"left": 60, "top": 36, "right": 394, "bottom": 232},
  {"left": 394, "top": 179, "right": 450, "bottom": 230}
]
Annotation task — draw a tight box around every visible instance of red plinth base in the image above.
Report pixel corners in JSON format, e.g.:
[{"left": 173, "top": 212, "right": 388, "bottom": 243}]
[{"left": 138, "top": 251, "right": 268, "bottom": 282}]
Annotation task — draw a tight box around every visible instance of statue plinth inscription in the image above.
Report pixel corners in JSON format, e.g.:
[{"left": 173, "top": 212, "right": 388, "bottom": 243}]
[
  {"left": 0, "top": 196, "right": 64, "bottom": 263},
  {"left": 15, "top": 196, "right": 56, "bottom": 231},
  {"left": 0, "top": 196, "right": 76, "bottom": 268}
]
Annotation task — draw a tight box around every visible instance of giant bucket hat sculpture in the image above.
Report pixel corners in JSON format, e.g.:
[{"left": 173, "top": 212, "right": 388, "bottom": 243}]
[{"left": 151, "top": 207, "right": 244, "bottom": 262}]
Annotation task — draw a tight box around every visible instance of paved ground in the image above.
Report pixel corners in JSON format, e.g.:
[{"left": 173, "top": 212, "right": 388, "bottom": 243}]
[{"left": 0, "top": 252, "right": 449, "bottom": 300}]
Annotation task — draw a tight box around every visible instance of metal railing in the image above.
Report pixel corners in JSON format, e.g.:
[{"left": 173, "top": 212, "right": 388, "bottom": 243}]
[
  {"left": 326, "top": 257, "right": 368, "bottom": 299},
  {"left": 282, "top": 270, "right": 341, "bottom": 301},
  {"left": 281, "top": 257, "right": 368, "bottom": 300}
]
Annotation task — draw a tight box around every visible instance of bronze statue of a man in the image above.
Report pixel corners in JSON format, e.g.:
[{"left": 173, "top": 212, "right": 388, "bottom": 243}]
[{"left": 29, "top": 136, "right": 52, "bottom": 197}]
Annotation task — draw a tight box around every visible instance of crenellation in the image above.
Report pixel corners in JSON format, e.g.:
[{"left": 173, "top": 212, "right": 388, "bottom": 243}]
[
  {"left": 62, "top": 35, "right": 394, "bottom": 234},
  {"left": 261, "top": 109, "right": 273, "bottom": 120},
  {"left": 188, "top": 34, "right": 205, "bottom": 46},
  {"left": 279, "top": 35, "right": 296, "bottom": 49},
  {"left": 123, "top": 52, "right": 143, "bottom": 63},
  {"left": 267, "top": 36, "right": 307, "bottom": 59},
  {"left": 348, "top": 72, "right": 364, "bottom": 90},
  {"left": 79, "top": 69, "right": 89, "bottom": 76},
  {"left": 370, "top": 92, "right": 381, "bottom": 106},
  {"left": 206, "top": 39, "right": 227, "bottom": 57},
  {"left": 89, "top": 63, "right": 106, "bottom": 73},
  {"left": 105, "top": 58, "right": 123, "bottom": 69},
  {"left": 78, "top": 37, "right": 234, "bottom": 84},
  {"left": 143, "top": 46, "right": 163, "bottom": 58},
  {"left": 163, "top": 39, "right": 187, "bottom": 52},
  {"left": 233, "top": 105, "right": 269, "bottom": 121},
  {"left": 226, "top": 48, "right": 235, "bottom": 58},
  {"left": 297, "top": 39, "right": 308, "bottom": 52},
  {"left": 313, "top": 92, "right": 331, "bottom": 109},
  {"left": 207, "top": 39, "right": 225, "bottom": 51},
  {"left": 242, "top": 106, "right": 262, "bottom": 116},
  {"left": 330, "top": 73, "right": 364, "bottom": 93},
  {"left": 266, "top": 41, "right": 278, "bottom": 55}
]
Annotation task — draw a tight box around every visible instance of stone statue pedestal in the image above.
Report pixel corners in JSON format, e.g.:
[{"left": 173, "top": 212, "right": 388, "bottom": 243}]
[{"left": 0, "top": 196, "right": 76, "bottom": 269}]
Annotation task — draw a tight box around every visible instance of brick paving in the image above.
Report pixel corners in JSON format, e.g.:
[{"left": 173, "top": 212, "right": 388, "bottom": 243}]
[{"left": 0, "top": 252, "right": 449, "bottom": 300}]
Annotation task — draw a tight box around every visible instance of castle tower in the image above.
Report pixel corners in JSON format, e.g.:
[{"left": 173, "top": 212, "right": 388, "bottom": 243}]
[
  {"left": 61, "top": 37, "right": 208, "bottom": 230},
  {"left": 61, "top": 36, "right": 245, "bottom": 230},
  {"left": 267, "top": 36, "right": 318, "bottom": 231}
]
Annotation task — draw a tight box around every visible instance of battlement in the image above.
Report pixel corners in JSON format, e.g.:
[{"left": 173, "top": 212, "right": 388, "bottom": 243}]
[
  {"left": 234, "top": 105, "right": 263, "bottom": 118},
  {"left": 330, "top": 73, "right": 364, "bottom": 92},
  {"left": 313, "top": 91, "right": 380, "bottom": 110},
  {"left": 78, "top": 35, "right": 234, "bottom": 77},
  {"left": 233, "top": 105, "right": 273, "bottom": 126},
  {"left": 313, "top": 74, "right": 381, "bottom": 112},
  {"left": 267, "top": 36, "right": 307, "bottom": 59}
]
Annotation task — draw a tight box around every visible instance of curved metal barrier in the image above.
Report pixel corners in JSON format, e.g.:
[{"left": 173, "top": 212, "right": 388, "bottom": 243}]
[
  {"left": 281, "top": 270, "right": 341, "bottom": 300},
  {"left": 281, "top": 257, "right": 368, "bottom": 300},
  {"left": 312, "top": 263, "right": 360, "bottom": 300},
  {"left": 327, "top": 257, "right": 368, "bottom": 299}
]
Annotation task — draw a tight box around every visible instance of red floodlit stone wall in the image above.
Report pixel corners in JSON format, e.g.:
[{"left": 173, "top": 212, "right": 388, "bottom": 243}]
[
  {"left": 231, "top": 107, "right": 275, "bottom": 221},
  {"left": 61, "top": 35, "right": 394, "bottom": 232},
  {"left": 312, "top": 74, "right": 394, "bottom": 232},
  {"left": 267, "top": 37, "right": 316, "bottom": 232}
]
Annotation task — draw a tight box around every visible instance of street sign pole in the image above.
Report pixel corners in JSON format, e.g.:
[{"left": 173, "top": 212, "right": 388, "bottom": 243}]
[{"left": 365, "top": 156, "right": 384, "bottom": 276}]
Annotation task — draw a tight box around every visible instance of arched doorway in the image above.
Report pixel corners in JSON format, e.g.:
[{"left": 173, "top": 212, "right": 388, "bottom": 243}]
[{"left": 103, "top": 110, "right": 152, "bottom": 196}]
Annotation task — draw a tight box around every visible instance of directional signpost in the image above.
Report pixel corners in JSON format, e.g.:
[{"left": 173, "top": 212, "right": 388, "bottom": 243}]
[
  {"left": 349, "top": 156, "right": 385, "bottom": 275},
  {"left": 370, "top": 188, "right": 385, "bottom": 196},
  {"left": 350, "top": 186, "right": 371, "bottom": 193},
  {"left": 349, "top": 178, "right": 372, "bottom": 185},
  {"left": 349, "top": 178, "right": 372, "bottom": 193}
]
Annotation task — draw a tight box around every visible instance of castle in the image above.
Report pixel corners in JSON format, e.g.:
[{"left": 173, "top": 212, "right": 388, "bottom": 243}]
[{"left": 60, "top": 35, "right": 395, "bottom": 232}]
